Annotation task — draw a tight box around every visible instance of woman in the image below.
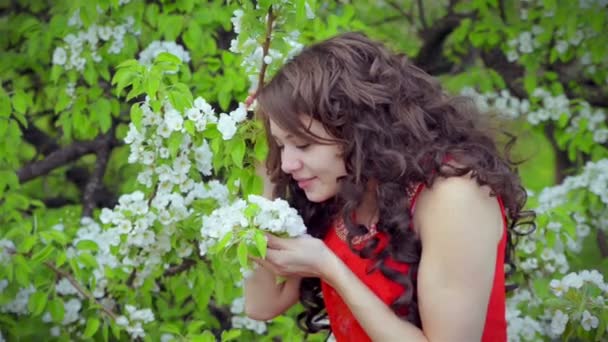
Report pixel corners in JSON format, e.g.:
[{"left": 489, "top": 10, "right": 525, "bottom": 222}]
[{"left": 244, "top": 32, "right": 531, "bottom": 341}]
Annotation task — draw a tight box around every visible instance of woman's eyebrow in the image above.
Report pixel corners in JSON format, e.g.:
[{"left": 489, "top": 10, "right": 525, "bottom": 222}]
[{"left": 271, "top": 133, "right": 295, "bottom": 142}]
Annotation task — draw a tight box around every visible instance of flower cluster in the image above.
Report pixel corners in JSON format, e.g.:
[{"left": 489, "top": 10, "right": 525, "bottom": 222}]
[
  {"left": 199, "top": 195, "right": 307, "bottom": 258},
  {"left": 248, "top": 195, "right": 307, "bottom": 237},
  {"left": 230, "top": 297, "right": 267, "bottom": 334},
  {"left": 52, "top": 11, "right": 139, "bottom": 71},
  {"left": 549, "top": 270, "right": 607, "bottom": 297},
  {"left": 537, "top": 159, "right": 608, "bottom": 213},
  {"left": 138, "top": 41, "right": 191, "bottom": 68},
  {"left": 461, "top": 87, "right": 608, "bottom": 143},
  {"left": 506, "top": 23, "right": 587, "bottom": 63},
  {"left": 506, "top": 289, "right": 544, "bottom": 341},
  {"left": 0, "top": 285, "right": 35, "bottom": 316},
  {"left": 546, "top": 270, "right": 607, "bottom": 337},
  {"left": 115, "top": 305, "right": 155, "bottom": 339}
]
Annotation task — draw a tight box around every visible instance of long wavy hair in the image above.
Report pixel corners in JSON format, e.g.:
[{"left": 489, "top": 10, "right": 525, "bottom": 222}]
[{"left": 255, "top": 32, "right": 534, "bottom": 333}]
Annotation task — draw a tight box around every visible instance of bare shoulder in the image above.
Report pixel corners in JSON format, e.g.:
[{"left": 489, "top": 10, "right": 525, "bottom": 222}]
[{"left": 412, "top": 173, "right": 504, "bottom": 243}]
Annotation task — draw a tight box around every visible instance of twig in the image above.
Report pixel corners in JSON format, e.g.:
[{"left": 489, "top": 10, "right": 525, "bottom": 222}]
[
  {"left": 163, "top": 258, "right": 197, "bottom": 277},
  {"left": 417, "top": 0, "right": 428, "bottom": 29},
  {"left": 597, "top": 230, "right": 608, "bottom": 258},
  {"left": 498, "top": 0, "right": 507, "bottom": 22},
  {"left": 44, "top": 261, "right": 117, "bottom": 320},
  {"left": 385, "top": 0, "right": 414, "bottom": 25},
  {"left": 256, "top": 7, "right": 276, "bottom": 93}
]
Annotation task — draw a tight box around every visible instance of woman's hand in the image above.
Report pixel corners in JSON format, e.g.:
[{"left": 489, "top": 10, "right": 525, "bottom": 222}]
[{"left": 253, "top": 234, "right": 339, "bottom": 280}]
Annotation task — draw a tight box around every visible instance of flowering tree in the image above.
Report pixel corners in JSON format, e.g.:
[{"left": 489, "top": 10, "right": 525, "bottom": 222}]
[{"left": 0, "top": 0, "right": 606, "bottom": 341}]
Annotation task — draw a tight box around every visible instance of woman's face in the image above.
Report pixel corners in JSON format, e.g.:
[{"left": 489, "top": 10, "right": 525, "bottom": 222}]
[{"left": 269, "top": 115, "right": 347, "bottom": 203}]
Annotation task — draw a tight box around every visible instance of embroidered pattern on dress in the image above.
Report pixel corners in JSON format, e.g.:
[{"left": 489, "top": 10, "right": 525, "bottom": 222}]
[{"left": 334, "top": 183, "right": 421, "bottom": 244}]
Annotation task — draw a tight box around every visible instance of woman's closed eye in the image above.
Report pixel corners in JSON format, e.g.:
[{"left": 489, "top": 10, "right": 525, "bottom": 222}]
[{"left": 276, "top": 143, "right": 311, "bottom": 151}]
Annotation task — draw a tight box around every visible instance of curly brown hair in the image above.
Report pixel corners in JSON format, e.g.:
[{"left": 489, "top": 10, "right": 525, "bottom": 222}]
[{"left": 255, "top": 32, "right": 533, "bottom": 333}]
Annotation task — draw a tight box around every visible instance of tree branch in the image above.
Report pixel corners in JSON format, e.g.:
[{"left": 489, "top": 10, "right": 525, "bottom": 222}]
[
  {"left": 20, "top": 120, "right": 60, "bottom": 155},
  {"left": 17, "top": 132, "right": 117, "bottom": 184},
  {"left": 414, "top": 13, "right": 465, "bottom": 75},
  {"left": 82, "top": 131, "right": 112, "bottom": 217}
]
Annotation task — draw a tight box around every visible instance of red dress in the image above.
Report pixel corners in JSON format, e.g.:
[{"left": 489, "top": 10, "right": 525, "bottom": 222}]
[{"left": 320, "top": 184, "right": 508, "bottom": 341}]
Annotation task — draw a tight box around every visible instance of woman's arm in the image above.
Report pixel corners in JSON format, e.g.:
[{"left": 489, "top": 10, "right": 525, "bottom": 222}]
[
  {"left": 264, "top": 175, "right": 503, "bottom": 341},
  {"left": 243, "top": 163, "right": 301, "bottom": 321},
  {"left": 244, "top": 266, "right": 301, "bottom": 320}
]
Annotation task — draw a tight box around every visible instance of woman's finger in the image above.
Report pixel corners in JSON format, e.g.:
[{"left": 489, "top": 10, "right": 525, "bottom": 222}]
[
  {"left": 252, "top": 256, "right": 280, "bottom": 274},
  {"left": 265, "top": 234, "right": 291, "bottom": 250}
]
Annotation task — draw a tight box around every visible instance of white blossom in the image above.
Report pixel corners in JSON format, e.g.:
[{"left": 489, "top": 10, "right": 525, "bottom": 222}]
[
  {"left": 138, "top": 41, "right": 191, "bottom": 67},
  {"left": 194, "top": 140, "right": 213, "bottom": 176},
  {"left": 55, "top": 278, "right": 79, "bottom": 296},
  {"left": 229, "top": 103, "right": 248, "bottom": 123},
  {"left": 52, "top": 47, "right": 68, "bottom": 65},
  {"left": 217, "top": 113, "right": 238, "bottom": 140},
  {"left": 549, "top": 310, "right": 569, "bottom": 336},
  {"left": 581, "top": 310, "right": 599, "bottom": 331},
  {"left": 0, "top": 240, "right": 15, "bottom": 264}
]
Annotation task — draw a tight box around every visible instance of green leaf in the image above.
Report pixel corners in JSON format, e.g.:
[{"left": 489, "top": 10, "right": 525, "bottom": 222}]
[
  {"left": 0, "top": 88, "right": 11, "bottom": 118},
  {"left": 12, "top": 90, "right": 30, "bottom": 114},
  {"left": 221, "top": 329, "right": 242, "bottom": 342},
  {"left": 189, "top": 331, "right": 216, "bottom": 342},
  {"left": 168, "top": 83, "right": 192, "bottom": 111},
  {"left": 83, "top": 317, "right": 101, "bottom": 338},
  {"left": 237, "top": 240, "right": 248, "bottom": 268},
  {"left": 40, "top": 230, "right": 69, "bottom": 246},
  {"left": 18, "top": 235, "right": 37, "bottom": 253},
  {"left": 50, "top": 65, "right": 62, "bottom": 83},
  {"left": 187, "top": 320, "right": 207, "bottom": 334},
  {"left": 95, "top": 98, "right": 112, "bottom": 133},
  {"left": 55, "top": 92, "right": 72, "bottom": 113},
  {"left": 168, "top": 131, "right": 184, "bottom": 158},
  {"left": 31, "top": 245, "right": 55, "bottom": 263},
  {"left": 28, "top": 291, "right": 48, "bottom": 316},
  {"left": 78, "top": 252, "right": 99, "bottom": 269},
  {"left": 130, "top": 104, "right": 143, "bottom": 131},
  {"left": 184, "top": 120, "right": 195, "bottom": 135},
  {"left": 14, "top": 255, "right": 32, "bottom": 286},
  {"left": 230, "top": 139, "right": 246, "bottom": 168},
  {"left": 84, "top": 63, "right": 98, "bottom": 86},
  {"left": 145, "top": 71, "right": 162, "bottom": 97},
  {"left": 160, "top": 323, "right": 182, "bottom": 335},
  {"left": 76, "top": 240, "right": 99, "bottom": 252},
  {"left": 212, "top": 231, "right": 234, "bottom": 253},
  {"left": 155, "top": 52, "right": 182, "bottom": 66},
  {"left": 254, "top": 136, "right": 268, "bottom": 161},
  {"left": 48, "top": 297, "right": 65, "bottom": 323},
  {"left": 254, "top": 229, "right": 267, "bottom": 258},
  {"left": 159, "top": 15, "right": 184, "bottom": 41},
  {"left": 116, "top": 59, "right": 140, "bottom": 69},
  {"left": 183, "top": 24, "right": 203, "bottom": 51}
]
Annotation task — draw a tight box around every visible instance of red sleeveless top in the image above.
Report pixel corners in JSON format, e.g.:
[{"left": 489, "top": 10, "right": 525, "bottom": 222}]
[{"left": 320, "top": 184, "right": 508, "bottom": 341}]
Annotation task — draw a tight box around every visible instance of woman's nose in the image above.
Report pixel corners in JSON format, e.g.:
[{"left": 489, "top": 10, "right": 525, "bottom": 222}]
[{"left": 281, "top": 148, "right": 302, "bottom": 174}]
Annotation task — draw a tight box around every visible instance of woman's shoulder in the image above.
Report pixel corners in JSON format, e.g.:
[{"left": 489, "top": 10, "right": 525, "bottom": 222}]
[{"left": 412, "top": 173, "right": 504, "bottom": 242}]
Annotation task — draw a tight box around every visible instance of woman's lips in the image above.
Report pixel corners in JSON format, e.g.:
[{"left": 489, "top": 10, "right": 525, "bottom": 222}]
[{"left": 296, "top": 177, "right": 316, "bottom": 189}]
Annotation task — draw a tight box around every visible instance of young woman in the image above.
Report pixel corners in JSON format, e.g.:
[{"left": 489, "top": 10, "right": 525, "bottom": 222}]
[{"left": 244, "top": 32, "right": 532, "bottom": 342}]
